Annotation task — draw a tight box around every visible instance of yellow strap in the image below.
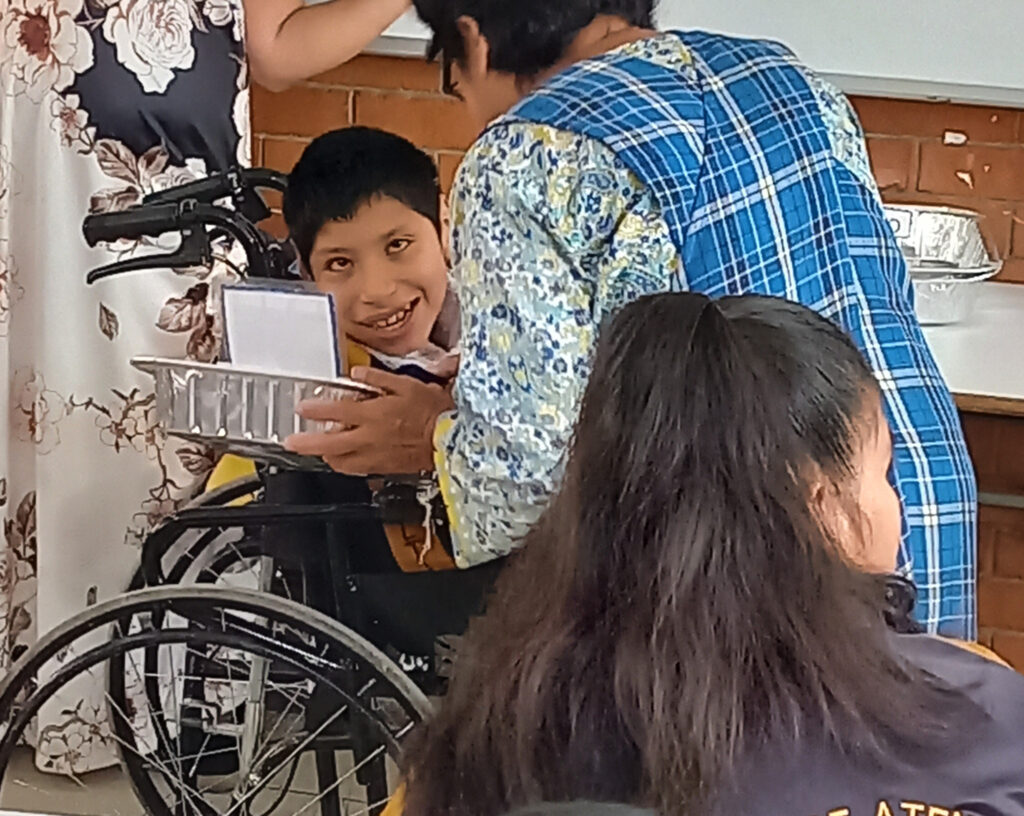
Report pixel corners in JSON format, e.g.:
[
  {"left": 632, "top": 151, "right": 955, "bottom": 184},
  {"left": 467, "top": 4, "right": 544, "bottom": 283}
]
[
  {"left": 380, "top": 784, "right": 405, "bottom": 816},
  {"left": 346, "top": 340, "right": 372, "bottom": 372},
  {"left": 205, "top": 454, "right": 258, "bottom": 505},
  {"left": 433, "top": 414, "right": 462, "bottom": 566}
]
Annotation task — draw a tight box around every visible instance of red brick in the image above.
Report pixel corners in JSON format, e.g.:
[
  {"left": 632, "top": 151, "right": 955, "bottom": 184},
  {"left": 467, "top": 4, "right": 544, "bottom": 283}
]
[
  {"left": 962, "top": 414, "right": 1024, "bottom": 495},
  {"left": 438, "top": 152, "right": 464, "bottom": 193},
  {"left": 867, "top": 138, "right": 916, "bottom": 194},
  {"left": 978, "top": 627, "right": 997, "bottom": 649},
  {"left": 995, "top": 531, "right": 1024, "bottom": 580},
  {"left": 978, "top": 577, "right": 1024, "bottom": 631},
  {"left": 354, "top": 91, "right": 478, "bottom": 151},
  {"left": 978, "top": 505, "right": 1024, "bottom": 581},
  {"left": 311, "top": 55, "right": 440, "bottom": 92},
  {"left": 979, "top": 521, "right": 996, "bottom": 578},
  {"left": 851, "top": 97, "right": 1020, "bottom": 143},
  {"left": 991, "top": 630, "right": 1024, "bottom": 671},
  {"left": 252, "top": 85, "right": 350, "bottom": 138},
  {"left": 252, "top": 134, "right": 264, "bottom": 166},
  {"left": 881, "top": 192, "right": 1014, "bottom": 261},
  {"left": 1011, "top": 207, "right": 1024, "bottom": 258},
  {"left": 261, "top": 138, "right": 309, "bottom": 174},
  {"left": 260, "top": 189, "right": 283, "bottom": 212},
  {"left": 999, "top": 257, "right": 1024, "bottom": 283},
  {"left": 918, "top": 143, "right": 1024, "bottom": 200}
]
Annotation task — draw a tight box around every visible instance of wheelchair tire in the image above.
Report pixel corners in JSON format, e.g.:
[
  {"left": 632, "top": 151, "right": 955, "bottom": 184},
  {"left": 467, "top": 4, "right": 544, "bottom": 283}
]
[
  {"left": 130, "top": 474, "right": 265, "bottom": 591},
  {"left": 0, "top": 586, "right": 430, "bottom": 816}
]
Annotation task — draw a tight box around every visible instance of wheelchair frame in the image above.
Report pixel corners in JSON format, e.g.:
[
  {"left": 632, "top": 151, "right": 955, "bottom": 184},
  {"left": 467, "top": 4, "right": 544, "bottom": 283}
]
[{"left": 0, "top": 167, "right": 492, "bottom": 816}]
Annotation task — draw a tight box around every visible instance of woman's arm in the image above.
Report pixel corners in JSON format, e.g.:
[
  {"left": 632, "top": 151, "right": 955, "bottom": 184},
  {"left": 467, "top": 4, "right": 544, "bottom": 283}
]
[
  {"left": 436, "top": 124, "right": 677, "bottom": 566},
  {"left": 242, "top": 0, "right": 410, "bottom": 92}
]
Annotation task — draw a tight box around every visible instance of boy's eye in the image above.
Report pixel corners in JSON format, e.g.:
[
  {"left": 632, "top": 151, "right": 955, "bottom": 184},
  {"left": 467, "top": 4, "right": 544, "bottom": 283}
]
[
  {"left": 387, "top": 238, "right": 412, "bottom": 254},
  {"left": 325, "top": 257, "right": 352, "bottom": 273}
]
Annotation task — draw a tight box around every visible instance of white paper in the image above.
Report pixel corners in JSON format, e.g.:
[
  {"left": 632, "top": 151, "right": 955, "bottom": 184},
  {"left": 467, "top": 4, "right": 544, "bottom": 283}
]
[{"left": 221, "top": 285, "right": 341, "bottom": 379}]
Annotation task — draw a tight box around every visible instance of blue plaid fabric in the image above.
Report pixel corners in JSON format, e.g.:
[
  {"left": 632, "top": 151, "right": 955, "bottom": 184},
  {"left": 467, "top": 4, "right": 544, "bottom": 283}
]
[{"left": 510, "top": 31, "right": 977, "bottom": 637}]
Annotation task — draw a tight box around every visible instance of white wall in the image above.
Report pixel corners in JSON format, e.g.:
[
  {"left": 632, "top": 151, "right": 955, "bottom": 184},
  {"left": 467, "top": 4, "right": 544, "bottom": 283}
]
[
  {"left": 662, "top": 0, "right": 1024, "bottom": 107},
  {"left": 368, "top": 2, "right": 1024, "bottom": 108}
]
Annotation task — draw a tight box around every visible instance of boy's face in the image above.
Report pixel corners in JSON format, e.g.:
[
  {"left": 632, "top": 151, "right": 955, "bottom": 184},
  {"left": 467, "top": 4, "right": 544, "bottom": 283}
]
[{"left": 307, "top": 196, "right": 448, "bottom": 357}]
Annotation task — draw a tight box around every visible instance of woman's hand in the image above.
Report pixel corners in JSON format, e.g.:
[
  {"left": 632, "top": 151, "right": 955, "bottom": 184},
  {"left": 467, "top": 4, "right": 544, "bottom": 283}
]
[
  {"left": 285, "top": 367, "right": 455, "bottom": 475},
  {"left": 242, "top": 0, "right": 410, "bottom": 92}
]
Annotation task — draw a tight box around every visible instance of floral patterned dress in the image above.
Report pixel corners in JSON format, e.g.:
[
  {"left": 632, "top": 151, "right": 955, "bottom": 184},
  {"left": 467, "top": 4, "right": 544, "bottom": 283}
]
[{"left": 0, "top": 0, "right": 249, "bottom": 773}]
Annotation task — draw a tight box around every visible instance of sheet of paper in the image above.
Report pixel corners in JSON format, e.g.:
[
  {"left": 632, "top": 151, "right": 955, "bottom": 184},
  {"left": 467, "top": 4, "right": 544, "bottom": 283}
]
[{"left": 221, "top": 285, "right": 342, "bottom": 379}]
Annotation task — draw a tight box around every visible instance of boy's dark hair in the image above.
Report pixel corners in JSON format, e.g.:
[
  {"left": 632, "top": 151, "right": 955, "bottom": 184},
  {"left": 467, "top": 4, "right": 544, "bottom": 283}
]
[
  {"left": 414, "top": 0, "right": 657, "bottom": 78},
  {"left": 283, "top": 126, "right": 441, "bottom": 270}
]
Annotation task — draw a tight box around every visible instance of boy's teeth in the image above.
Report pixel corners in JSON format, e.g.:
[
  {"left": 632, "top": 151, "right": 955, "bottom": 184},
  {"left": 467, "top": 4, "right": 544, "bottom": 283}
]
[{"left": 375, "top": 304, "right": 411, "bottom": 329}]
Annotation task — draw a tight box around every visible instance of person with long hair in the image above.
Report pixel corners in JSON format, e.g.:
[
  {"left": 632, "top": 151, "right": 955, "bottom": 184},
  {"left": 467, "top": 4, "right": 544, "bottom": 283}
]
[
  {"left": 0, "top": 0, "right": 409, "bottom": 776},
  {"left": 400, "top": 293, "right": 1024, "bottom": 816},
  {"left": 296, "top": 0, "right": 977, "bottom": 640}
]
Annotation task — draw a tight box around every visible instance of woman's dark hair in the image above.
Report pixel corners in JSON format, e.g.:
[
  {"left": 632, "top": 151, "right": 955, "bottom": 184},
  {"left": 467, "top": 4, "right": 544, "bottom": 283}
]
[
  {"left": 403, "top": 293, "right": 956, "bottom": 816},
  {"left": 504, "top": 804, "right": 655, "bottom": 816},
  {"left": 282, "top": 126, "right": 440, "bottom": 270},
  {"left": 414, "top": 0, "right": 657, "bottom": 77}
]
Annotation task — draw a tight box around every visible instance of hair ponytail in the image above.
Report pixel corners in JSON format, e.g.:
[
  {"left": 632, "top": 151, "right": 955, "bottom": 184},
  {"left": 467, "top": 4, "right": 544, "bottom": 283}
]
[{"left": 404, "top": 293, "right": 957, "bottom": 816}]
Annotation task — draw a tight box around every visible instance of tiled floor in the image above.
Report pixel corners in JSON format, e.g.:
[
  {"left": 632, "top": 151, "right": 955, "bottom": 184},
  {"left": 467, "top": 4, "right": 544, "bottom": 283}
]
[
  {"left": 0, "top": 748, "right": 387, "bottom": 815},
  {"left": 0, "top": 749, "right": 141, "bottom": 816}
]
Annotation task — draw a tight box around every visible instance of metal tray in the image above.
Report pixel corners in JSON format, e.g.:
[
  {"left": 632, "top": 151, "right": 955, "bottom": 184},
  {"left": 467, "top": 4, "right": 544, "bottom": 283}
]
[
  {"left": 912, "top": 269, "right": 998, "bottom": 326},
  {"left": 884, "top": 204, "right": 999, "bottom": 271},
  {"left": 133, "top": 357, "right": 381, "bottom": 469}
]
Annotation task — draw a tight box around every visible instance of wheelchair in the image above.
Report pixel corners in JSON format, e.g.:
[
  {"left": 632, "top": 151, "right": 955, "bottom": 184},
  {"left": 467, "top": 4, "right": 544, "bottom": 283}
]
[{"left": 0, "top": 168, "right": 500, "bottom": 816}]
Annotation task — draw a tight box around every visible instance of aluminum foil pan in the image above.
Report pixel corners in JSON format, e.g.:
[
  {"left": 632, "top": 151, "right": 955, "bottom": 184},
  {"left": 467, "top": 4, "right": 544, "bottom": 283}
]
[
  {"left": 884, "top": 204, "right": 1000, "bottom": 272},
  {"left": 132, "top": 357, "right": 381, "bottom": 469},
  {"left": 912, "top": 269, "right": 999, "bottom": 326}
]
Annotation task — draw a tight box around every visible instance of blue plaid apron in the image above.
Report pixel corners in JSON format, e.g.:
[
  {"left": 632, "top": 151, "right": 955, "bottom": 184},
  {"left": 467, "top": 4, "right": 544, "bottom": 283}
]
[{"left": 508, "top": 30, "right": 977, "bottom": 637}]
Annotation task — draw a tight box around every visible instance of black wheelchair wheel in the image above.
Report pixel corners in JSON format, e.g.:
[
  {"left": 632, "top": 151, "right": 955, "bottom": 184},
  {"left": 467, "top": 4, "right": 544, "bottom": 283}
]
[
  {"left": 130, "top": 474, "right": 265, "bottom": 592},
  {"left": 0, "top": 587, "right": 430, "bottom": 816}
]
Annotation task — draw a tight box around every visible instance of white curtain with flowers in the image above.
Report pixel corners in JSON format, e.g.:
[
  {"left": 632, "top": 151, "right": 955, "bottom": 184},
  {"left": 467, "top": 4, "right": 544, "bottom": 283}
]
[{"left": 0, "top": 0, "right": 250, "bottom": 773}]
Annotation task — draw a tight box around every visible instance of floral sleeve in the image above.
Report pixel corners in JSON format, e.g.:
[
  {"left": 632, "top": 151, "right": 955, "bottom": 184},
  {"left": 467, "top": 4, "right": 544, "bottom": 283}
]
[{"left": 435, "top": 122, "right": 678, "bottom": 567}]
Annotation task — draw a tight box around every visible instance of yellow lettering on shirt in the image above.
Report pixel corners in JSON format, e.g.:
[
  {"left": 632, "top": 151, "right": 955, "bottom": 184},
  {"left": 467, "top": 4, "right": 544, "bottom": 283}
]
[
  {"left": 876, "top": 803, "right": 895, "bottom": 816},
  {"left": 902, "top": 803, "right": 926, "bottom": 816},
  {"left": 928, "top": 808, "right": 949, "bottom": 816}
]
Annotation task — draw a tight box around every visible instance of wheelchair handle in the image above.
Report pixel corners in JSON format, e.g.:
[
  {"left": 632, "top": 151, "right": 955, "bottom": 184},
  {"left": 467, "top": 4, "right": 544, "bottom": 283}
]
[
  {"left": 143, "top": 167, "right": 289, "bottom": 206},
  {"left": 84, "top": 201, "right": 275, "bottom": 278},
  {"left": 83, "top": 201, "right": 195, "bottom": 247}
]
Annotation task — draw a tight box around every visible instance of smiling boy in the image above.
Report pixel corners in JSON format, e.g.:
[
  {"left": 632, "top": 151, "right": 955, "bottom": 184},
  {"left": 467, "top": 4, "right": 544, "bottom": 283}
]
[{"left": 284, "top": 127, "right": 457, "bottom": 375}]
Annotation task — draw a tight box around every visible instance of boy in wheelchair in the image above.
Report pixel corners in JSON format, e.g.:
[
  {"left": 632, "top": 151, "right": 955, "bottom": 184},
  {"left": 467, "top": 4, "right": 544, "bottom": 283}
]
[{"left": 205, "top": 127, "right": 500, "bottom": 681}]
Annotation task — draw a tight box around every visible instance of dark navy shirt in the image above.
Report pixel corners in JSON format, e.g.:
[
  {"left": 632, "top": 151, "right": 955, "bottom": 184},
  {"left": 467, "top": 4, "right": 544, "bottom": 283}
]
[{"left": 714, "top": 635, "right": 1024, "bottom": 816}]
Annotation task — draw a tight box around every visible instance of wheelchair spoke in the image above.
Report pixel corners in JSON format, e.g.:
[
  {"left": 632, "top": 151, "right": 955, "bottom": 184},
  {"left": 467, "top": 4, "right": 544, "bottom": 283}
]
[
  {"left": 346, "top": 795, "right": 394, "bottom": 816},
  {"left": 117, "top": 630, "right": 186, "bottom": 783},
  {"left": 105, "top": 686, "right": 209, "bottom": 813},
  {"left": 222, "top": 702, "right": 350, "bottom": 816},
  {"left": 288, "top": 743, "right": 387, "bottom": 816},
  {"left": 0, "top": 585, "right": 427, "bottom": 816}
]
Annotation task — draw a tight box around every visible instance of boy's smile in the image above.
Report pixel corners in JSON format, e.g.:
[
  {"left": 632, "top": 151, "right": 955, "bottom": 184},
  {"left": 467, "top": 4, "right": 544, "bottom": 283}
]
[
  {"left": 358, "top": 296, "right": 418, "bottom": 333},
  {"left": 307, "top": 196, "right": 448, "bottom": 357}
]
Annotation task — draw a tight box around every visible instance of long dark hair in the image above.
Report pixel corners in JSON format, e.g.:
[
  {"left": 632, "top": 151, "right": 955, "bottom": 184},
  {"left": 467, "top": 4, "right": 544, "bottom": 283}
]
[{"left": 404, "top": 293, "right": 954, "bottom": 816}]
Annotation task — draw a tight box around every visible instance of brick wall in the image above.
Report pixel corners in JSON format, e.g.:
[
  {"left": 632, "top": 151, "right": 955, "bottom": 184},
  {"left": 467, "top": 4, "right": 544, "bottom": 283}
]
[
  {"left": 253, "top": 55, "right": 1024, "bottom": 284},
  {"left": 965, "top": 413, "right": 1024, "bottom": 668},
  {"left": 251, "top": 55, "right": 473, "bottom": 238},
  {"left": 853, "top": 98, "right": 1024, "bottom": 283},
  {"left": 251, "top": 56, "right": 1024, "bottom": 666}
]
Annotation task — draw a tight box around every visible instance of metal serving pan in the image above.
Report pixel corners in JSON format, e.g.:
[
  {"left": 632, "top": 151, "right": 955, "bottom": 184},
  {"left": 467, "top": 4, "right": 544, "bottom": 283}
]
[
  {"left": 884, "top": 204, "right": 1003, "bottom": 325},
  {"left": 133, "top": 357, "right": 381, "bottom": 469}
]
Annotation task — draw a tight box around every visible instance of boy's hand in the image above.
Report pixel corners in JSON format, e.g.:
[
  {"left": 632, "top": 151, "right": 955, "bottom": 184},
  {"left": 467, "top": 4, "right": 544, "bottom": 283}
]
[{"left": 285, "top": 367, "right": 454, "bottom": 476}]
